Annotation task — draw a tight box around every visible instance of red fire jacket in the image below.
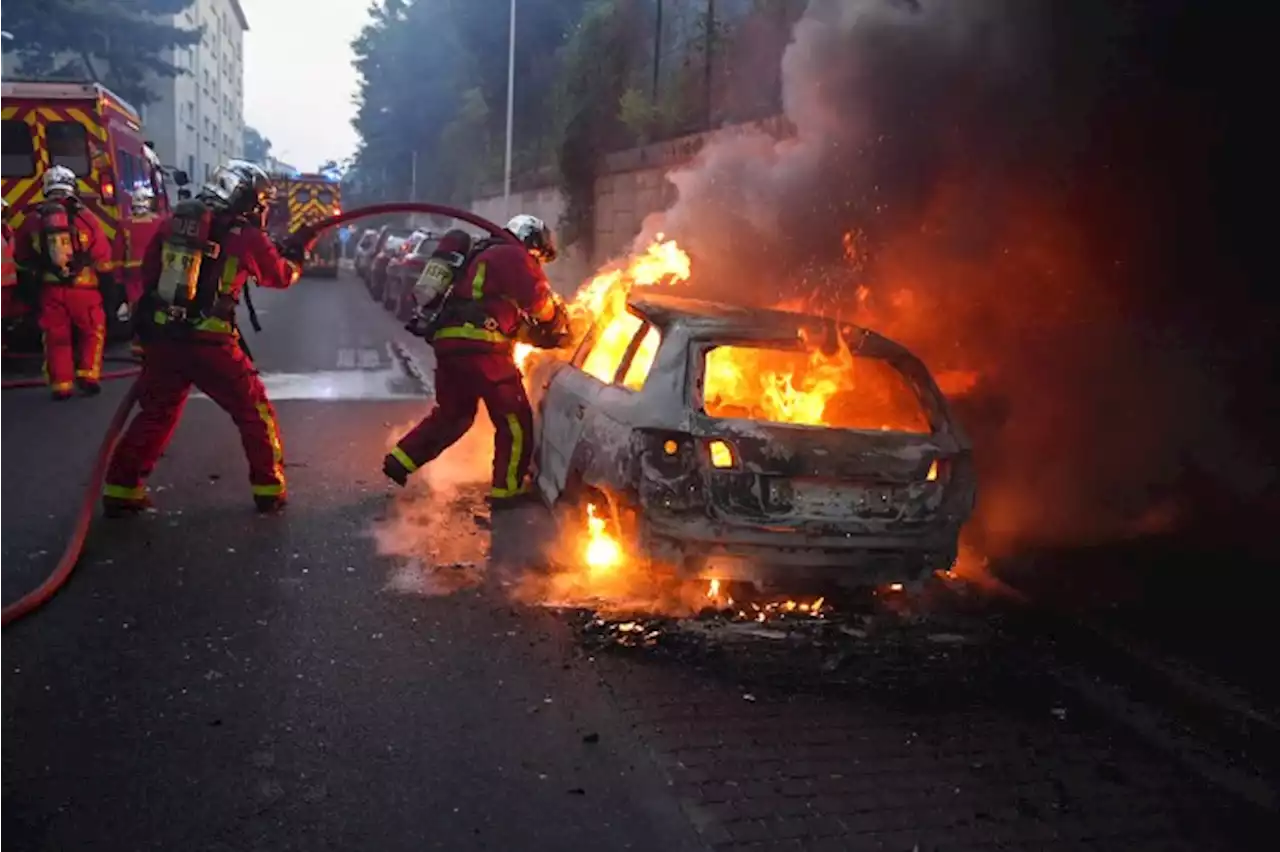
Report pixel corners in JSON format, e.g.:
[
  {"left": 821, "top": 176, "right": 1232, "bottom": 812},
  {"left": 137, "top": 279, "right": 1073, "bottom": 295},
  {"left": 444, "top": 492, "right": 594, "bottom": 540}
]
[{"left": 141, "top": 215, "right": 300, "bottom": 338}]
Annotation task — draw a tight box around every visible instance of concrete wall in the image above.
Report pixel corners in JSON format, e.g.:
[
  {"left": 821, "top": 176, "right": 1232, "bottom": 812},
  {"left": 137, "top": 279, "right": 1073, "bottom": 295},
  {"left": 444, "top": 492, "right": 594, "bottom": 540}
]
[{"left": 469, "top": 116, "right": 791, "bottom": 291}]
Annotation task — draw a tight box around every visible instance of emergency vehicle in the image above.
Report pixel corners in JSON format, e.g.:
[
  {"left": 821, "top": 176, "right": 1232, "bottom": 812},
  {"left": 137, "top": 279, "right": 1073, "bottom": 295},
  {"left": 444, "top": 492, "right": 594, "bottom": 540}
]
[
  {"left": 266, "top": 172, "right": 341, "bottom": 278},
  {"left": 1, "top": 80, "right": 189, "bottom": 345}
]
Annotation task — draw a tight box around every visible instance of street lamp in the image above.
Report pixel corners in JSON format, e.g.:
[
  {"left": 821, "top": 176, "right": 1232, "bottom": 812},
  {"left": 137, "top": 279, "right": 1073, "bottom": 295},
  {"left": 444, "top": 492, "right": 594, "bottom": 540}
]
[
  {"left": 503, "top": 0, "right": 515, "bottom": 215},
  {"left": 0, "top": 30, "right": 15, "bottom": 83}
]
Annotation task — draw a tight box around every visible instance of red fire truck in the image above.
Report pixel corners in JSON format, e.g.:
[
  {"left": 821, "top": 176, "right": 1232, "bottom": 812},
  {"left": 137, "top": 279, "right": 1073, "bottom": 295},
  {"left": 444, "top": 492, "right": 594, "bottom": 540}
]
[{"left": 1, "top": 79, "right": 188, "bottom": 348}]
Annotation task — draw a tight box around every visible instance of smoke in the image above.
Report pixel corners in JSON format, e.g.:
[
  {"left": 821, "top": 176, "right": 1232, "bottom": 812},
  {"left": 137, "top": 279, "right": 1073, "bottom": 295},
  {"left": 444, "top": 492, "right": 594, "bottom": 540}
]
[
  {"left": 373, "top": 416, "right": 494, "bottom": 596},
  {"left": 637, "top": 0, "right": 1275, "bottom": 555}
]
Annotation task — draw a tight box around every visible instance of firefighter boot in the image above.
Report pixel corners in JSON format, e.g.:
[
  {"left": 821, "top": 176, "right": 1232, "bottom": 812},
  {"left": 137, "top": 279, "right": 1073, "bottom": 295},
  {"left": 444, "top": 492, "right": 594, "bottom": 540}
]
[
  {"left": 77, "top": 378, "right": 101, "bottom": 397},
  {"left": 103, "top": 493, "right": 154, "bottom": 518},
  {"left": 254, "top": 494, "right": 288, "bottom": 514},
  {"left": 382, "top": 453, "right": 411, "bottom": 487},
  {"left": 51, "top": 389, "right": 74, "bottom": 402}
]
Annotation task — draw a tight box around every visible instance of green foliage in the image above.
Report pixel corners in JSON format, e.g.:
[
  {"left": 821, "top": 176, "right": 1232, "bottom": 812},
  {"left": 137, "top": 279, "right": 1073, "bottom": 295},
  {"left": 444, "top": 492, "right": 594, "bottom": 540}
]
[
  {"left": 2, "top": 0, "right": 202, "bottom": 107},
  {"left": 243, "top": 126, "right": 272, "bottom": 163},
  {"left": 346, "top": 0, "right": 785, "bottom": 249}
]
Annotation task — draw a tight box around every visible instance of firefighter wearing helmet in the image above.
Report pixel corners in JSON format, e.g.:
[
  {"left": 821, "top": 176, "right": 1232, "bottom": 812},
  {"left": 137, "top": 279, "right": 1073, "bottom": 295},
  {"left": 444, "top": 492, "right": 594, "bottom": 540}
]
[
  {"left": 102, "top": 159, "right": 306, "bottom": 517},
  {"left": 387, "top": 214, "right": 572, "bottom": 506},
  {"left": 11, "top": 165, "right": 116, "bottom": 400}
]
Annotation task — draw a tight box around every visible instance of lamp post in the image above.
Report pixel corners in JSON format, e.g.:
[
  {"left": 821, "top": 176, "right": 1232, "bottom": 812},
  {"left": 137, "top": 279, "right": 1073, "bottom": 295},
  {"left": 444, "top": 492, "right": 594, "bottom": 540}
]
[
  {"left": 503, "top": 0, "right": 516, "bottom": 216},
  {"left": 0, "top": 30, "right": 15, "bottom": 83}
]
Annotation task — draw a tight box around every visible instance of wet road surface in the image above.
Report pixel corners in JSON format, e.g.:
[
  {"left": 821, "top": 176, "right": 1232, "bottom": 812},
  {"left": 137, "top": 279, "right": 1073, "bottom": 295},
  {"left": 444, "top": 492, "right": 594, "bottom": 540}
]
[{"left": 3, "top": 270, "right": 1276, "bottom": 851}]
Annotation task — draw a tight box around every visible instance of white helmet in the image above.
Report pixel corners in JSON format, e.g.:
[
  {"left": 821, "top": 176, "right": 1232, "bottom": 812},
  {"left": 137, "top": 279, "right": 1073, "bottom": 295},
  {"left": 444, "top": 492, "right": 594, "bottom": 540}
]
[
  {"left": 130, "top": 185, "right": 156, "bottom": 216},
  {"left": 42, "top": 165, "right": 78, "bottom": 199}
]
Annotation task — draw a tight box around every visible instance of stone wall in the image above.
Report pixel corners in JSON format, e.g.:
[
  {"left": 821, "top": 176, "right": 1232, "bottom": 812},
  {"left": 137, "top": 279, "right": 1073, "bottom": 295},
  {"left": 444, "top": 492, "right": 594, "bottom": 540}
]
[{"left": 469, "top": 116, "right": 791, "bottom": 291}]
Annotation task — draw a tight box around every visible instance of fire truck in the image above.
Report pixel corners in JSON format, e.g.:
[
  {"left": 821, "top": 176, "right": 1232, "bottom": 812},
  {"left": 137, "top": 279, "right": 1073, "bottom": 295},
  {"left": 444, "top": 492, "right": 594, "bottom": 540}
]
[
  {"left": 266, "top": 172, "right": 341, "bottom": 278},
  {"left": 1, "top": 80, "right": 189, "bottom": 348}
]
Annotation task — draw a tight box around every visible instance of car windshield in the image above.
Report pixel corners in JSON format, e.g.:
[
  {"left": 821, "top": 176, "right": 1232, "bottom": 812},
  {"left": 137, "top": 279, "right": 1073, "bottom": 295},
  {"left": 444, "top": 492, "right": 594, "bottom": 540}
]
[
  {"left": 701, "top": 342, "right": 931, "bottom": 434},
  {"left": 413, "top": 237, "right": 439, "bottom": 257}
]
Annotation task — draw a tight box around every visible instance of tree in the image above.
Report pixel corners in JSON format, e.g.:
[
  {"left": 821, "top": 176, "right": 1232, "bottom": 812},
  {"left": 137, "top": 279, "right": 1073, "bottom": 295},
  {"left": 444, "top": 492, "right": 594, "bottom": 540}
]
[
  {"left": 3, "top": 1, "right": 202, "bottom": 108},
  {"left": 244, "top": 126, "right": 272, "bottom": 163}
]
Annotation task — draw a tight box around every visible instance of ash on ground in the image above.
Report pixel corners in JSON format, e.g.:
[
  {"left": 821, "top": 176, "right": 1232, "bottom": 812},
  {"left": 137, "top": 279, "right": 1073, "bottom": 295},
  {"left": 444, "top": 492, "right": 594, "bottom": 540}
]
[{"left": 568, "top": 580, "right": 1019, "bottom": 699}]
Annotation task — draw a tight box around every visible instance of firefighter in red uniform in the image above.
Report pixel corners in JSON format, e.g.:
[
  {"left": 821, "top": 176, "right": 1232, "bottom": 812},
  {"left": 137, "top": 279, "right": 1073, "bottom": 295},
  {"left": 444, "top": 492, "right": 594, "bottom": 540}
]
[
  {"left": 386, "top": 215, "right": 572, "bottom": 507},
  {"left": 12, "top": 166, "right": 116, "bottom": 400},
  {"left": 0, "top": 198, "right": 16, "bottom": 327},
  {"left": 102, "top": 160, "right": 305, "bottom": 517}
]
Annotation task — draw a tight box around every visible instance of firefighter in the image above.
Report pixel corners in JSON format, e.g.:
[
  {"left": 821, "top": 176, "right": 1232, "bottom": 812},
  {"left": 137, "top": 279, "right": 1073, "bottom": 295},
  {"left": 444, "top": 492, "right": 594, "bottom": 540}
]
[
  {"left": 12, "top": 166, "right": 115, "bottom": 400},
  {"left": 102, "top": 160, "right": 306, "bottom": 517},
  {"left": 386, "top": 215, "right": 571, "bottom": 508},
  {"left": 0, "top": 197, "right": 16, "bottom": 323}
]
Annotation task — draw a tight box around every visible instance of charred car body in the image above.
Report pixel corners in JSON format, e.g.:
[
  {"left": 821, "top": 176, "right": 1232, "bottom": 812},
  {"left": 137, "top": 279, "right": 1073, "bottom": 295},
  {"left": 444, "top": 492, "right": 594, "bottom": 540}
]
[{"left": 533, "top": 293, "right": 976, "bottom": 589}]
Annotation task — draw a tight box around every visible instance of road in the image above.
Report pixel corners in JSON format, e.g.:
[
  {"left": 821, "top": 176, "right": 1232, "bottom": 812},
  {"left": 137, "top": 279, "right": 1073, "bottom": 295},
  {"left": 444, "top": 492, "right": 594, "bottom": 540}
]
[{"left": 3, "top": 270, "right": 1275, "bottom": 851}]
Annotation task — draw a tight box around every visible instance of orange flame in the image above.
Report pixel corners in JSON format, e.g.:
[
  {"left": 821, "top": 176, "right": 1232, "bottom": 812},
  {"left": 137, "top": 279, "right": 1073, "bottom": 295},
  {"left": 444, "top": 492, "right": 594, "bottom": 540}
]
[{"left": 584, "top": 503, "right": 622, "bottom": 574}]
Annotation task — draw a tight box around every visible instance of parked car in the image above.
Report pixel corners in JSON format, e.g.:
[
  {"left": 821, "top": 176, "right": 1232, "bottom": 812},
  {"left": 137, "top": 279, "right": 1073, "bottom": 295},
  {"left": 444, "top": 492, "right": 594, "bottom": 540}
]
[
  {"left": 532, "top": 292, "right": 976, "bottom": 591},
  {"left": 358, "top": 225, "right": 413, "bottom": 284},
  {"left": 352, "top": 229, "right": 379, "bottom": 277},
  {"left": 384, "top": 230, "right": 441, "bottom": 320},
  {"left": 368, "top": 235, "right": 411, "bottom": 301}
]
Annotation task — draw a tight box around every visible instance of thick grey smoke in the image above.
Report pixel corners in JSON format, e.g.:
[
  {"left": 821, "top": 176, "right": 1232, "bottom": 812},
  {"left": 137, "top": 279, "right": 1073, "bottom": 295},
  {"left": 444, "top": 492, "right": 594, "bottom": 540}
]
[{"left": 637, "top": 0, "right": 1267, "bottom": 554}]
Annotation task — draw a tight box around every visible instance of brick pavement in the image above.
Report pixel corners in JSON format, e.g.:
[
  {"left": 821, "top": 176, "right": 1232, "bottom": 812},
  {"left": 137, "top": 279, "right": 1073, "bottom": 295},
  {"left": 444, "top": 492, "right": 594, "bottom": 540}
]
[{"left": 583, "top": 613, "right": 1273, "bottom": 852}]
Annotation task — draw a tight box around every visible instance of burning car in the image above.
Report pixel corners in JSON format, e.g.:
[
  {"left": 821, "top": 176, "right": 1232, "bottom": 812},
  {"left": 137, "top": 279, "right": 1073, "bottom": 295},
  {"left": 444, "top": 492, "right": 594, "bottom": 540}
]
[{"left": 532, "top": 292, "right": 976, "bottom": 591}]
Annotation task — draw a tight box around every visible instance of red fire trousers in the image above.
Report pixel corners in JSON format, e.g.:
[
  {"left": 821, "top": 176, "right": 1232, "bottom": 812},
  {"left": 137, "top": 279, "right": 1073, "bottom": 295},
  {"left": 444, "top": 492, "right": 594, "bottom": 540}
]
[
  {"left": 391, "top": 352, "right": 534, "bottom": 498},
  {"left": 40, "top": 286, "right": 105, "bottom": 392},
  {"left": 104, "top": 338, "right": 286, "bottom": 502}
]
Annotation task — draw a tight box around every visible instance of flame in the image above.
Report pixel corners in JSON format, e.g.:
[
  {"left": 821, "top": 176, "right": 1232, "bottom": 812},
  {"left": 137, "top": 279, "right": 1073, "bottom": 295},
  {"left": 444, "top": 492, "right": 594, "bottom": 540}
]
[
  {"left": 519, "top": 235, "right": 691, "bottom": 390},
  {"left": 703, "top": 339, "right": 932, "bottom": 433},
  {"left": 583, "top": 503, "right": 622, "bottom": 574}
]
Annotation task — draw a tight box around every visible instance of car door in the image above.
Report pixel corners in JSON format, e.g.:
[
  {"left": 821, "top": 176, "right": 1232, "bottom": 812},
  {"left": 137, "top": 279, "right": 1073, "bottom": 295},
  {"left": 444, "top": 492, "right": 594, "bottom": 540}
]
[{"left": 535, "top": 308, "right": 651, "bottom": 503}]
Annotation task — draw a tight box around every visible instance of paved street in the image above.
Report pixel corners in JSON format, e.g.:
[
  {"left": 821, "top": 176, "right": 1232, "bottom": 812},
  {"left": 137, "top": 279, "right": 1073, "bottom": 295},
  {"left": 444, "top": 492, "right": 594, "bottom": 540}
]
[{"left": 3, "top": 271, "right": 1275, "bottom": 851}]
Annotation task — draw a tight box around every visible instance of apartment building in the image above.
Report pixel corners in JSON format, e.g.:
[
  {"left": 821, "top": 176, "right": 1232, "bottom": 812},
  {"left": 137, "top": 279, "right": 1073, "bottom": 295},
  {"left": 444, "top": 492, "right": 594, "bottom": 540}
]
[{"left": 145, "top": 0, "right": 249, "bottom": 188}]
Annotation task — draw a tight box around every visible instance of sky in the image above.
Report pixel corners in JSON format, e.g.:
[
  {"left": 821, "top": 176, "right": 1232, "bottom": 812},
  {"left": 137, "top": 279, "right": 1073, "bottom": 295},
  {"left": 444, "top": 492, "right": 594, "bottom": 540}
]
[{"left": 241, "top": 0, "right": 368, "bottom": 172}]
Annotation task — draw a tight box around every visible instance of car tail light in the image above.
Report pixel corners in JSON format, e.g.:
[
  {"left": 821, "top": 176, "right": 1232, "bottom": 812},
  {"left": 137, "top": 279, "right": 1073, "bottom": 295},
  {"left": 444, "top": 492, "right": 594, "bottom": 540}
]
[{"left": 706, "top": 439, "right": 737, "bottom": 470}]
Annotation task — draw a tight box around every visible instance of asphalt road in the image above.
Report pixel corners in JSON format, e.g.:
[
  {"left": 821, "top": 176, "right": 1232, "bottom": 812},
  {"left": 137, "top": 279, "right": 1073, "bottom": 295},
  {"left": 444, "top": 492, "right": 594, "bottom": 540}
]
[
  {"left": 3, "top": 269, "right": 1275, "bottom": 851},
  {"left": 2, "top": 272, "right": 701, "bottom": 852}
]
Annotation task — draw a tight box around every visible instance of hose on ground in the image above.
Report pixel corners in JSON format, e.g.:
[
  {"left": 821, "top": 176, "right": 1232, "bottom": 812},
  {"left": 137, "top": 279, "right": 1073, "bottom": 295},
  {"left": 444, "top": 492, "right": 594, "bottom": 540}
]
[
  {"left": 0, "top": 200, "right": 509, "bottom": 629},
  {"left": 2, "top": 353, "right": 143, "bottom": 390},
  {"left": 1, "top": 378, "right": 140, "bottom": 627}
]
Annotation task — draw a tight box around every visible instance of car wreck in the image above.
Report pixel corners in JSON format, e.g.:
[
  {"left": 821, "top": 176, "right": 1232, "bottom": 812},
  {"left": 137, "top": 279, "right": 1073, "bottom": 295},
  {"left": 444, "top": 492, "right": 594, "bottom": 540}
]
[{"left": 532, "top": 293, "right": 976, "bottom": 590}]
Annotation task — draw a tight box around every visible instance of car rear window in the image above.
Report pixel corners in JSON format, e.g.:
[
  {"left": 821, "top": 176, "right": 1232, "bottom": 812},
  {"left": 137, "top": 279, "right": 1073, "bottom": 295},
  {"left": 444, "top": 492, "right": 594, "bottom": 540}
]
[
  {"left": 702, "top": 344, "right": 931, "bottom": 434},
  {"left": 2, "top": 120, "right": 36, "bottom": 178},
  {"left": 318, "top": 189, "right": 334, "bottom": 206},
  {"left": 47, "top": 122, "right": 90, "bottom": 176},
  {"left": 413, "top": 237, "right": 439, "bottom": 257}
]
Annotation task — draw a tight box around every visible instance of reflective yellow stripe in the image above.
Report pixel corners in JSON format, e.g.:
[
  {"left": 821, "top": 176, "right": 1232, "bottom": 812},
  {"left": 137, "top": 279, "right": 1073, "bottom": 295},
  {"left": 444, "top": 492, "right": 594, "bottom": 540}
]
[
  {"left": 49, "top": 381, "right": 74, "bottom": 392},
  {"left": 433, "top": 324, "right": 509, "bottom": 344},
  {"left": 492, "top": 413, "right": 524, "bottom": 497},
  {"left": 490, "top": 483, "right": 530, "bottom": 499},
  {"left": 471, "top": 261, "right": 486, "bottom": 300},
  {"left": 251, "top": 483, "right": 284, "bottom": 496},
  {"left": 390, "top": 446, "right": 418, "bottom": 473},
  {"left": 220, "top": 256, "right": 239, "bottom": 293},
  {"left": 194, "top": 316, "right": 234, "bottom": 333},
  {"left": 103, "top": 483, "right": 146, "bottom": 500},
  {"left": 84, "top": 323, "right": 105, "bottom": 378},
  {"left": 256, "top": 402, "right": 286, "bottom": 489}
]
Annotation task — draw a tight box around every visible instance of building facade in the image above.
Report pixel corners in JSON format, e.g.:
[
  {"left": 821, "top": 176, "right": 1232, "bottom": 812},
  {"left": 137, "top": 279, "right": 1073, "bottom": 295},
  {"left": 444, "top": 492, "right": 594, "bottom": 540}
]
[{"left": 145, "top": 0, "right": 249, "bottom": 188}]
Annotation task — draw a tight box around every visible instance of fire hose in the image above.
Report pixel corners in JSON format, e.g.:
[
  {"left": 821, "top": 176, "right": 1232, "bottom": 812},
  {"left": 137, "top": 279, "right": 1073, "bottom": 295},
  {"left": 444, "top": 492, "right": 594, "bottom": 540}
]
[{"left": 1, "top": 201, "right": 516, "bottom": 628}]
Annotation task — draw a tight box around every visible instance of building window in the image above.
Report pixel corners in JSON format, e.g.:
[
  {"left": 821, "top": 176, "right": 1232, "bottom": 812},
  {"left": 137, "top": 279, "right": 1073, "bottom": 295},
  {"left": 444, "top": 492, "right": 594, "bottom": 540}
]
[{"left": 187, "top": 154, "right": 195, "bottom": 178}]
